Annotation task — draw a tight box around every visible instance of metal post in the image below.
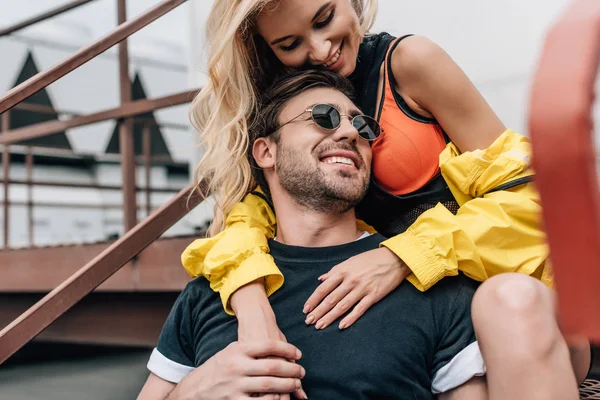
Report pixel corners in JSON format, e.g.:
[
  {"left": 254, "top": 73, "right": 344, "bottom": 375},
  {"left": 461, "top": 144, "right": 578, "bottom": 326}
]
[
  {"left": 1, "top": 112, "right": 10, "bottom": 248},
  {"left": 143, "top": 124, "right": 151, "bottom": 217},
  {"left": 118, "top": 0, "right": 137, "bottom": 232},
  {"left": 25, "top": 148, "right": 33, "bottom": 246}
]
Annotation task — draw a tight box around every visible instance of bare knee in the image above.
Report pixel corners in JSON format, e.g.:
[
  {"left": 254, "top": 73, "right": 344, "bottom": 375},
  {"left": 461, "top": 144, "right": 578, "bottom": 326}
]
[
  {"left": 472, "top": 273, "right": 560, "bottom": 357},
  {"left": 473, "top": 273, "right": 552, "bottom": 321}
]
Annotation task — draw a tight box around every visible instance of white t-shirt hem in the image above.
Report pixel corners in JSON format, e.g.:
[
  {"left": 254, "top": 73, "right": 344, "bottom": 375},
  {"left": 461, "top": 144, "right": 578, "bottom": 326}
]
[
  {"left": 431, "top": 341, "right": 487, "bottom": 393},
  {"left": 147, "top": 348, "right": 195, "bottom": 383}
]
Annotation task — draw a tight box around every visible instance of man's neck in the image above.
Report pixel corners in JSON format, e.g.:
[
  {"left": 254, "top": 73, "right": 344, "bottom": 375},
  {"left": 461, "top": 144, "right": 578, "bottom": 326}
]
[{"left": 272, "top": 193, "right": 363, "bottom": 248}]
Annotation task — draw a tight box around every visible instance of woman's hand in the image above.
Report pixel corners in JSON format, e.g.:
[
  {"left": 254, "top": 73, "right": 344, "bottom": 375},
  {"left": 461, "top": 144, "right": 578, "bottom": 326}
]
[
  {"left": 303, "top": 247, "right": 411, "bottom": 330},
  {"left": 231, "top": 280, "right": 307, "bottom": 400}
]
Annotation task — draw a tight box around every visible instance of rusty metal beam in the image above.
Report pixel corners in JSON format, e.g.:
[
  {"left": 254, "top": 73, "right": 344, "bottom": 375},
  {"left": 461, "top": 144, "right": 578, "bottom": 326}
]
[
  {"left": 118, "top": 0, "right": 137, "bottom": 232},
  {"left": 0, "top": 181, "right": 206, "bottom": 363},
  {"left": 13, "top": 103, "right": 190, "bottom": 131},
  {"left": 13, "top": 102, "right": 189, "bottom": 129},
  {"left": 25, "top": 148, "right": 33, "bottom": 246},
  {"left": 13, "top": 103, "right": 63, "bottom": 115},
  {"left": 529, "top": 0, "right": 600, "bottom": 341},
  {"left": 0, "top": 0, "right": 189, "bottom": 114},
  {"left": 0, "top": 144, "right": 184, "bottom": 165},
  {"left": 1, "top": 112, "right": 10, "bottom": 248},
  {"left": 7, "top": 179, "right": 182, "bottom": 193},
  {"left": 0, "top": 236, "right": 192, "bottom": 292},
  {"left": 5, "top": 200, "right": 166, "bottom": 211},
  {"left": 0, "top": 89, "right": 197, "bottom": 146},
  {"left": 143, "top": 124, "right": 152, "bottom": 216},
  {"left": 0, "top": 0, "right": 97, "bottom": 37}
]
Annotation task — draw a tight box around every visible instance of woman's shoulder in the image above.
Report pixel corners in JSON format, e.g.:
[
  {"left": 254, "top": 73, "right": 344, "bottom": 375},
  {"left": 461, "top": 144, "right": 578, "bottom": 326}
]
[
  {"left": 357, "top": 31, "right": 396, "bottom": 63},
  {"left": 390, "top": 35, "right": 447, "bottom": 80}
]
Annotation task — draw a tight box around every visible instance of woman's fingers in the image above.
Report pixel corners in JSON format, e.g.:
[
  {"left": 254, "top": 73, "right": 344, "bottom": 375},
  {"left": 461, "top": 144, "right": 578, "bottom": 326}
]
[
  {"left": 305, "top": 281, "right": 353, "bottom": 328},
  {"left": 303, "top": 274, "right": 343, "bottom": 314},
  {"left": 338, "top": 295, "right": 378, "bottom": 329},
  {"left": 314, "top": 289, "right": 365, "bottom": 330}
]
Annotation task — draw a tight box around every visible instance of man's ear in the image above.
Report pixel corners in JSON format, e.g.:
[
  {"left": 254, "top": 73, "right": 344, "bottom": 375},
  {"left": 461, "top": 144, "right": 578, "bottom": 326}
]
[{"left": 252, "top": 137, "right": 276, "bottom": 169}]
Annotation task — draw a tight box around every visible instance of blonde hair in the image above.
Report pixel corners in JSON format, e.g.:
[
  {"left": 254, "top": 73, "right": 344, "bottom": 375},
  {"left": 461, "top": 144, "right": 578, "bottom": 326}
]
[{"left": 191, "top": 0, "right": 378, "bottom": 236}]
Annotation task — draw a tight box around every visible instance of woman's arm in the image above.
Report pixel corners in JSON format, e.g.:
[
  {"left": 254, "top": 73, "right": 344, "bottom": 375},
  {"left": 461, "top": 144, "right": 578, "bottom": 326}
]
[
  {"left": 384, "top": 37, "right": 549, "bottom": 289},
  {"left": 437, "top": 377, "right": 488, "bottom": 400},
  {"left": 182, "top": 190, "right": 283, "bottom": 314},
  {"left": 303, "top": 131, "right": 550, "bottom": 330},
  {"left": 391, "top": 35, "right": 505, "bottom": 153},
  {"left": 182, "top": 192, "right": 305, "bottom": 398},
  {"left": 137, "top": 373, "right": 176, "bottom": 400},
  {"left": 381, "top": 130, "right": 551, "bottom": 291},
  {"left": 301, "top": 38, "right": 551, "bottom": 328}
]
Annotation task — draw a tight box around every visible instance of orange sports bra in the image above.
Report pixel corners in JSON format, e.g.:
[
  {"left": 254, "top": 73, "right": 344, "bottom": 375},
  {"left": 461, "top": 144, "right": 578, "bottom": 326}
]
[{"left": 371, "top": 36, "right": 447, "bottom": 196}]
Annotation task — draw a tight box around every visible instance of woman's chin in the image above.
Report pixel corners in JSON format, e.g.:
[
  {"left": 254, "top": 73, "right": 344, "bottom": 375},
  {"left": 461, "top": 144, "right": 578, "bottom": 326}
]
[{"left": 338, "top": 60, "right": 356, "bottom": 77}]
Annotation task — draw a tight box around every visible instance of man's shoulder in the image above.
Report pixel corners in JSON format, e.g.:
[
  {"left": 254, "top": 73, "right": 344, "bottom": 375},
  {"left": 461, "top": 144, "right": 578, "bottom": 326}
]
[
  {"left": 419, "top": 274, "right": 479, "bottom": 306},
  {"left": 428, "top": 274, "right": 480, "bottom": 294},
  {"left": 177, "top": 277, "right": 218, "bottom": 310}
]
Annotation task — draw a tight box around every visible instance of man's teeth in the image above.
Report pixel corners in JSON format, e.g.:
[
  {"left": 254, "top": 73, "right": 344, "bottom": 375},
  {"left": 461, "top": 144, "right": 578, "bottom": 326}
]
[
  {"left": 323, "top": 48, "right": 341, "bottom": 68},
  {"left": 324, "top": 156, "right": 355, "bottom": 166}
]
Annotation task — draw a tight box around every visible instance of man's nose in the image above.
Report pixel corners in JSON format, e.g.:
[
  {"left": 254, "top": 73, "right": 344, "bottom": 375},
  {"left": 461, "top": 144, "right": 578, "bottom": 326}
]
[
  {"left": 308, "top": 37, "right": 332, "bottom": 64},
  {"left": 331, "top": 117, "right": 359, "bottom": 143}
]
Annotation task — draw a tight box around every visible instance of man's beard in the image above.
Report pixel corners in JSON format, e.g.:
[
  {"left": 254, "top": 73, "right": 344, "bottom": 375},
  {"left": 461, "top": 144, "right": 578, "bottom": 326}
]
[{"left": 275, "top": 142, "right": 369, "bottom": 214}]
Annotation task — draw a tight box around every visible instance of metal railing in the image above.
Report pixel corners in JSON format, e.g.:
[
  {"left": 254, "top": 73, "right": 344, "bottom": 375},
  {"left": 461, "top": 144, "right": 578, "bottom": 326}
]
[
  {"left": 0, "top": 138, "right": 188, "bottom": 248},
  {"left": 529, "top": 0, "right": 600, "bottom": 342},
  {"left": 0, "top": 0, "right": 201, "bottom": 363}
]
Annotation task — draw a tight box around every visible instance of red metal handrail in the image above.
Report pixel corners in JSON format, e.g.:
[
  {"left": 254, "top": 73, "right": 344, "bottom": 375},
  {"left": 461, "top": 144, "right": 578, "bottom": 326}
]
[
  {"left": 0, "top": 0, "right": 188, "bottom": 114},
  {"left": 529, "top": 0, "right": 600, "bottom": 341},
  {"left": 0, "top": 182, "right": 205, "bottom": 364},
  {"left": 0, "top": 0, "right": 202, "bottom": 362},
  {"left": 0, "top": 89, "right": 197, "bottom": 145}
]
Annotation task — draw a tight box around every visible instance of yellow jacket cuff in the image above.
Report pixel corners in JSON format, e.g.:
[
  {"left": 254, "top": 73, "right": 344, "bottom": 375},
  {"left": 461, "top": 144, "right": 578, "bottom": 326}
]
[
  {"left": 220, "top": 252, "right": 284, "bottom": 315},
  {"left": 381, "top": 231, "right": 449, "bottom": 292}
]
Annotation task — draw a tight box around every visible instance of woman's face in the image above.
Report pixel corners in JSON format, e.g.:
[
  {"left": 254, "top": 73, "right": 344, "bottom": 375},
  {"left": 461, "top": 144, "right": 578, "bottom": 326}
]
[{"left": 256, "top": 0, "right": 362, "bottom": 77}]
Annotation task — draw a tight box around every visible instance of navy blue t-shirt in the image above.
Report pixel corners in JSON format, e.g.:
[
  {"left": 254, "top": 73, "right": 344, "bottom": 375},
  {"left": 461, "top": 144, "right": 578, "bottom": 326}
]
[{"left": 148, "top": 234, "right": 485, "bottom": 399}]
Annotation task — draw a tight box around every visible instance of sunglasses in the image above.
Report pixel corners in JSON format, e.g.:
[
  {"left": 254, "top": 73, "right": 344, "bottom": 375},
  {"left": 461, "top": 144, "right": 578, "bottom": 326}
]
[{"left": 268, "top": 103, "right": 381, "bottom": 141}]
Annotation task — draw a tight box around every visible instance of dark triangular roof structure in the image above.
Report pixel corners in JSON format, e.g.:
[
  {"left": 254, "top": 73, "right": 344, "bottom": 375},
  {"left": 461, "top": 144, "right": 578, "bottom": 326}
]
[
  {"left": 9, "top": 52, "right": 72, "bottom": 149},
  {"left": 105, "top": 73, "right": 172, "bottom": 160}
]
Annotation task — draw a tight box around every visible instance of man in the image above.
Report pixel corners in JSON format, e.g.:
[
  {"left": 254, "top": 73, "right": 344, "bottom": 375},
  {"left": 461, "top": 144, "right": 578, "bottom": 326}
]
[{"left": 138, "top": 70, "right": 486, "bottom": 399}]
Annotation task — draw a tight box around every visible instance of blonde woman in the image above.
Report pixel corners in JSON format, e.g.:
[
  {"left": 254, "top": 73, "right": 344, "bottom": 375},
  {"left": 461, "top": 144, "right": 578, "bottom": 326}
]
[{"left": 184, "top": 0, "right": 590, "bottom": 395}]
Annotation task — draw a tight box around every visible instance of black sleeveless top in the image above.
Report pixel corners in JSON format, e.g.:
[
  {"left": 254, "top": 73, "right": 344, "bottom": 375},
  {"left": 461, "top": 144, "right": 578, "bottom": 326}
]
[{"left": 349, "top": 33, "right": 459, "bottom": 238}]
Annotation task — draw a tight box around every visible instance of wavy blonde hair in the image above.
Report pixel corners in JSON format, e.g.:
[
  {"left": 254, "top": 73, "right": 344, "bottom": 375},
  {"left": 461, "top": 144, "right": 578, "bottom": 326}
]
[{"left": 191, "top": 0, "right": 378, "bottom": 236}]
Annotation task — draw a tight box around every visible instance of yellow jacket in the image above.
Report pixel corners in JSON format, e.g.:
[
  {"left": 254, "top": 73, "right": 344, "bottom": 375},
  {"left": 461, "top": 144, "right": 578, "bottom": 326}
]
[{"left": 182, "top": 130, "right": 553, "bottom": 314}]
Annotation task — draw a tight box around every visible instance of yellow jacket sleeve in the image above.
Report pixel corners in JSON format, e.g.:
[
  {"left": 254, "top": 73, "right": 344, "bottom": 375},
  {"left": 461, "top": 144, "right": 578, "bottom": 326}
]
[
  {"left": 381, "top": 129, "right": 553, "bottom": 291},
  {"left": 181, "top": 190, "right": 283, "bottom": 315}
]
